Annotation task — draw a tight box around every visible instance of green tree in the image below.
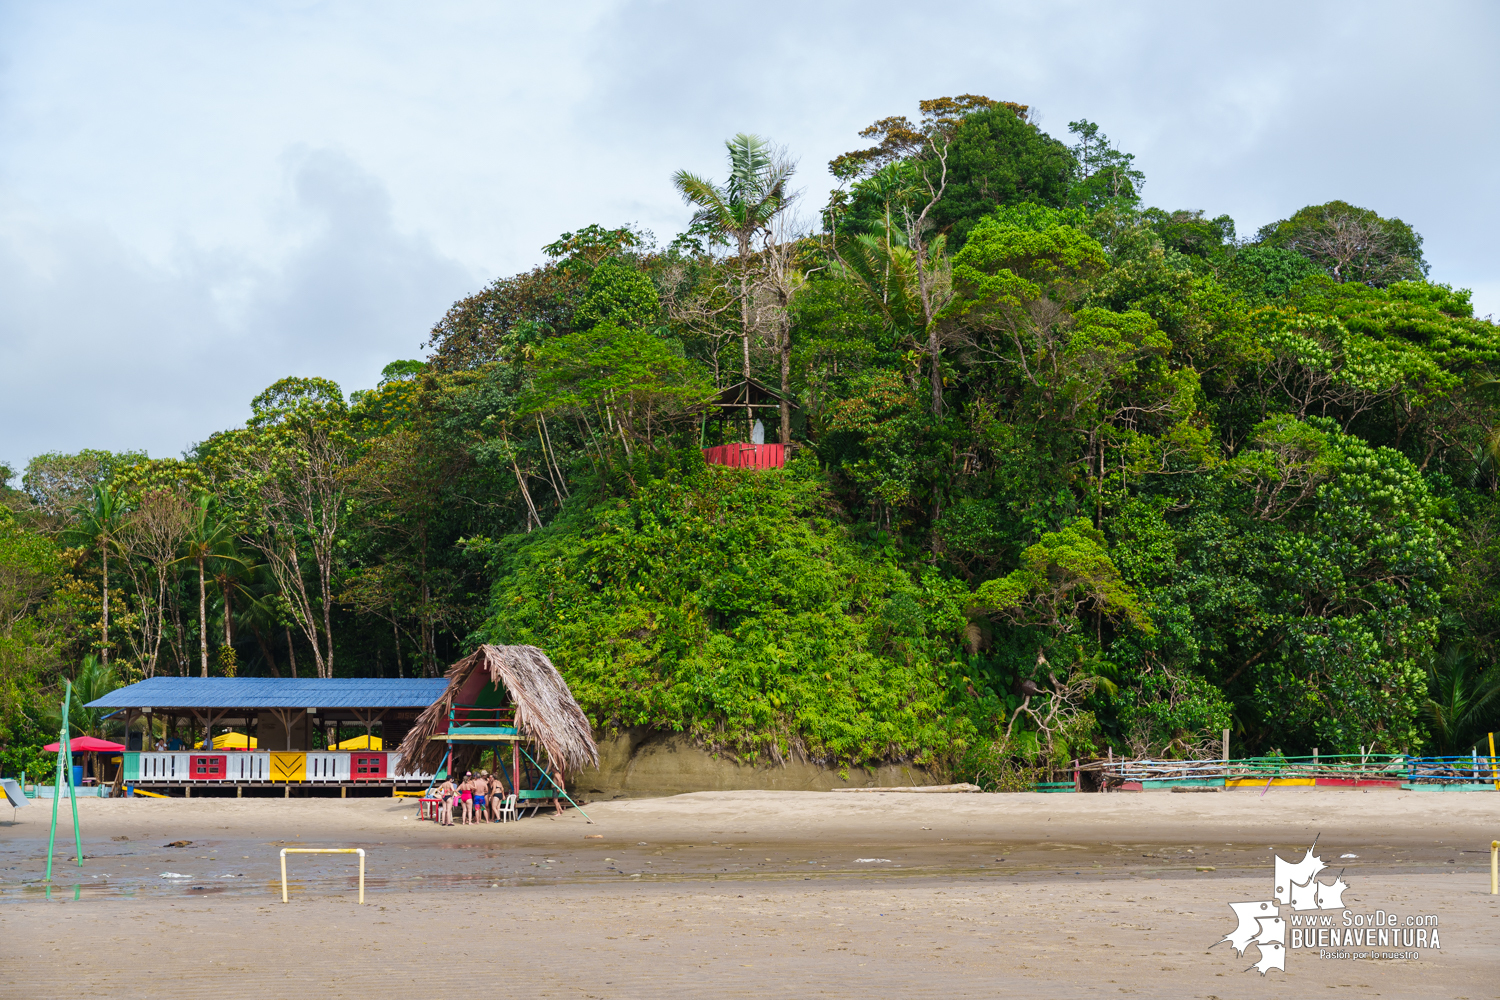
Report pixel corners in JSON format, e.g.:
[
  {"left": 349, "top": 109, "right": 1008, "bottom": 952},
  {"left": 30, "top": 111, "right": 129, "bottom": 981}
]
[
  {"left": 212, "top": 377, "right": 353, "bottom": 678},
  {"left": 21, "top": 449, "right": 147, "bottom": 525},
  {"left": 971, "top": 517, "right": 1153, "bottom": 637},
  {"left": 1422, "top": 646, "right": 1500, "bottom": 756},
  {"left": 1066, "top": 120, "right": 1145, "bottom": 212},
  {"left": 180, "top": 495, "right": 246, "bottom": 677},
  {"left": 62, "top": 484, "right": 128, "bottom": 666},
  {"left": 525, "top": 323, "right": 713, "bottom": 456},
  {"left": 1225, "top": 416, "right": 1448, "bottom": 752},
  {"left": 1257, "top": 200, "right": 1428, "bottom": 286}
]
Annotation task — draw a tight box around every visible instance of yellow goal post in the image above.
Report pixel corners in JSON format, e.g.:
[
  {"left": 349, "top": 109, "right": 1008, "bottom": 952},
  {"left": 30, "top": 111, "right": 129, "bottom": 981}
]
[{"left": 280, "top": 847, "right": 366, "bottom": 904}]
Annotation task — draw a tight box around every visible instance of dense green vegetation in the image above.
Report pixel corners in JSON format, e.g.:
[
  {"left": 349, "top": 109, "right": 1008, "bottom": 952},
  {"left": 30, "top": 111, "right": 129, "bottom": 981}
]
[{"left": 6, "top": 94, "right": 1500, "bottom": 784}]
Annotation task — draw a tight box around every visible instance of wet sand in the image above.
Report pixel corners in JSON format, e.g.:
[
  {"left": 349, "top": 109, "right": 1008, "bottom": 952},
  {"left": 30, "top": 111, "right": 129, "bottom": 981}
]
[{"left": 3, "top": 790, "right": 1498, "bottom": 997}]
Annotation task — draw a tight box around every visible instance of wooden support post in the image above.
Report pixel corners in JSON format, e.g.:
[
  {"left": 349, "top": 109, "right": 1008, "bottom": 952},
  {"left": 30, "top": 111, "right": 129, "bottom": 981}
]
[
  {"left": 1222, "top": 728, "right": 1230, "bottom": 762},
  {"left": 341, "top": 785, "right": 346, "bottom": 799},
  {"left": 284, "top": 785, "right": 289, "bottom": 799},
  {"left": 185, "top": 785, "right": 191, "bottom": 798}
]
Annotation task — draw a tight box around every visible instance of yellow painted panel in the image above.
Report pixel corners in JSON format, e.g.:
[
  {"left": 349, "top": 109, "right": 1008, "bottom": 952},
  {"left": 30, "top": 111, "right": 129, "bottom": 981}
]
[
  {"left": 270, "top": 752, "right": 306, "bottom": 782},
  {"left": 1226, "top": 777, "right": 1316, "bottom": 787}
]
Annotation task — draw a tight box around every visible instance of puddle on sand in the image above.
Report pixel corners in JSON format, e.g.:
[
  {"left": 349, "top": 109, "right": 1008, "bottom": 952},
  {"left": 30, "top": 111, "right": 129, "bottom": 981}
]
[{"left": 0, "top": 838, "right": 1473, "bottom": 904}]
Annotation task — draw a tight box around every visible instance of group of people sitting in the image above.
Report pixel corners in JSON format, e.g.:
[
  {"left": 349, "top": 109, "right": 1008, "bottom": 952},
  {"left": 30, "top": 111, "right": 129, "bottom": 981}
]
[{"left": 432, "top": 771, "right": 511, "bottom": 826}]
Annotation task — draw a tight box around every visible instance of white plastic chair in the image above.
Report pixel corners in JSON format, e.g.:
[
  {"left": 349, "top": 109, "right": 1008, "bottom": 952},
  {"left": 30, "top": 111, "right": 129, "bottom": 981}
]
[{"left": 497, "top": 793, "right": 518, "bottom": 823}]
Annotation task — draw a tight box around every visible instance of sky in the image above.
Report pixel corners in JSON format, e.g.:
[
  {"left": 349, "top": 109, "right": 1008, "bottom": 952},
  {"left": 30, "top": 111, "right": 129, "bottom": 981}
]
[{"left": 1, "top": 1, "right": 1497, "bottom": 470}]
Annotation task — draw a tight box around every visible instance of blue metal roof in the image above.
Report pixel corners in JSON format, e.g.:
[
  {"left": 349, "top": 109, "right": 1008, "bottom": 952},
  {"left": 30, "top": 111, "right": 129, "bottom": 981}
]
[{"left": 85, "top": 677, "right": 450, "bottom": 710}]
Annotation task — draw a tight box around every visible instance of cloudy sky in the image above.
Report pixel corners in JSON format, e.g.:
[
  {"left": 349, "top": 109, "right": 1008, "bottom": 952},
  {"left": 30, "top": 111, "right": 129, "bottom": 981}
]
[{"left": 2, "top": 1, "right": 1496, "bottom": 469}]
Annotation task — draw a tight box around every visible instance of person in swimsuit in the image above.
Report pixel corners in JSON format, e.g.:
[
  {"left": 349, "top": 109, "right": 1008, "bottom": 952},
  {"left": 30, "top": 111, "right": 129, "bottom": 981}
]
[
  {"left": 459, "top": 773, "right": 475, "bottom": 825},
  {"left": 472, "top": 771, "right": 488, "bottom": 823},
  {"left": 488, "top": 773, "right": 505, "bottom": 822},
  {"left": 434, "top": 778, "right": 456, "bottom": 826}
]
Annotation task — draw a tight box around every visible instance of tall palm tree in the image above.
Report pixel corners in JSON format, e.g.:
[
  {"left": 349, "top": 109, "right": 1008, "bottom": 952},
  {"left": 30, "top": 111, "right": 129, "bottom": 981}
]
[
  {"left": 180, "top": 494, "right": 247, "bottom": 677},
  {"left": 673, "top": 134, "right": 794, "bottom": 423},
  {"left": 210, "top": 536, "right": 256, "bottom": 676},
  {"left": 64, "top": 485, "right": 127, "bottom": 666},
  {"left": 834, "top": 218, "right": 952, "bottom": 401}
]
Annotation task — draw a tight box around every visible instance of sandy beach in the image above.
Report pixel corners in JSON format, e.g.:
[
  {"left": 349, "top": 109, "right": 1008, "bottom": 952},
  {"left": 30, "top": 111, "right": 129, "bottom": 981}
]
[{"left": 3, "top": 789, "right": 1498, "bottom": 997}]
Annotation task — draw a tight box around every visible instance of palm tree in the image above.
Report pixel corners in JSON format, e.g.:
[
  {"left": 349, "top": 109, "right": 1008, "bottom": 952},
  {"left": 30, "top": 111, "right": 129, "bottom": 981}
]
[
  {"left": 673, "top": 134, "right": 795, "bottom": 424},
  {"left": 834, "top": 218, "right": 952, "bottom": 406},
  {"left": 64, "top": 485, "right": 128, "bottom": 666},
  {"left": 833, "top": 163, "right": 953, "bottom": 415},
  {"left": 1424, "top": 645, "right": 1500, "bottom": 755},
  {"left": 180, "top": 494, "right": 247, "bottom": 677},
  {"left": 210, "top": 536, "right": 256, "bottom": 676},
  {"left": 40, "top": 656, "right": 122, "bottom": 781}
]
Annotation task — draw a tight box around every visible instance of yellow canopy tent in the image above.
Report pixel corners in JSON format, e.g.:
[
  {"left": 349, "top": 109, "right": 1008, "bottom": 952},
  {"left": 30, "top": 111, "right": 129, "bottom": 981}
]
[
  {"left": 195, "top": 732, "right": 257, "bottom": 750},
  {"left": 330, "top": 735, "right": 383, "bottom": 750}
]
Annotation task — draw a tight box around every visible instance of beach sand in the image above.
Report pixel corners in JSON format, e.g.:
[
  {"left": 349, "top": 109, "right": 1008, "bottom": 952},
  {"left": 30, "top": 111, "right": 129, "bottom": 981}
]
[{"left": 3, "top": 789, "right": 1497, "bottom": 997}]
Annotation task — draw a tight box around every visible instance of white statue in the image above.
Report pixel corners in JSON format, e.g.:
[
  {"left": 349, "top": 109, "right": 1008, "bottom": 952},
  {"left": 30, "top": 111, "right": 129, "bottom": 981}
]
[{"left": 752, "top": 419, "right": 765, "bottom": 445}]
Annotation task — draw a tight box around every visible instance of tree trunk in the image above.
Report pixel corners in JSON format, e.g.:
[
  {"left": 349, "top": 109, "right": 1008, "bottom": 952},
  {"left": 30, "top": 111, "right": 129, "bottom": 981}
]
[
  {"left": 100, "top": 544, "right": 109, "bottom": 666},
  {"left": 198, "top": 556, "right": 209, "bottom": 677},
  {"left": 221, "top": 579, "right": 233, "bottom": 648},
  {"left": 928, "top": 324, "right": 943, "bottom": 416},
  {"left": 779, "top": 319, "right": 792, "bottom": 445},
  {"left": 254, "top": 626, "right": 281, "bottom": 677},
  {"left": 738, "top": 230, "right": 754, "bottom": 429},
  {"left": 285, "top": 625, "right": 298, "bottom": 678}
]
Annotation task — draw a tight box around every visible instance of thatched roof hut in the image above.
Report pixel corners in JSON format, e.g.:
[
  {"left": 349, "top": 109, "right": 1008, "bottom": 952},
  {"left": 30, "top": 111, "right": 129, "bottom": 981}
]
[{"left": 394, "top": 645, "right": 598, "bottom": 775}]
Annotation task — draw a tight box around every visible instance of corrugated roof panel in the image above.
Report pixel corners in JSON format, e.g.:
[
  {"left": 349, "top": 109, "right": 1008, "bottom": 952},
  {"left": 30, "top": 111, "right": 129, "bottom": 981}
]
[{"left": 85, "top": 677, "right": 451, "bottom": 710}]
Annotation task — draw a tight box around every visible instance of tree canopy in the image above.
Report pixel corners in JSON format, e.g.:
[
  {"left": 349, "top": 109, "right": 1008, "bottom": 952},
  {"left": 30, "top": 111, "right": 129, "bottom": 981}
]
[{"left": 5, "top": 93, "right": 1498, "bottom": 785}]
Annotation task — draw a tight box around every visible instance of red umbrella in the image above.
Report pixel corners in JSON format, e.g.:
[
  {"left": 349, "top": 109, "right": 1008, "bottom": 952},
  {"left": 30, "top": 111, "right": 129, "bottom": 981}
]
[{"left": 44, "top": 736, "right": 126, "bottom": 752}]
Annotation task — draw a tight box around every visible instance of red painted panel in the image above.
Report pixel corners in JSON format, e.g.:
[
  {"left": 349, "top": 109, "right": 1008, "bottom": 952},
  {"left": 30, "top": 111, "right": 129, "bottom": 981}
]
[
  {"left": 191, "top": 754, "right": 226, "bottom": 781},
  {"left": 702, "top": 443, "right": 785, "bottom": 470},
  {"left": 1315, "top": 777, "right": 1402, "bottom": 788},
  {"left": 352, "top": 752, "right": 388, "bottom": 781}
]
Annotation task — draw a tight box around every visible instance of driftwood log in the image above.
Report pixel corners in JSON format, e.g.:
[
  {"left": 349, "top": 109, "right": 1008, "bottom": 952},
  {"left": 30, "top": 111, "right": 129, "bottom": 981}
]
[{"left": 830, "top": 783, "right": 982, "bottom": 793}]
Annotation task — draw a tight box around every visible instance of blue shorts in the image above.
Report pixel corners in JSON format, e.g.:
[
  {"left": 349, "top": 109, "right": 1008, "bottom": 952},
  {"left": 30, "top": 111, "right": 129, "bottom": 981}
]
[{"left": 474, "top": 795, "right": 486, "bottom": 807}]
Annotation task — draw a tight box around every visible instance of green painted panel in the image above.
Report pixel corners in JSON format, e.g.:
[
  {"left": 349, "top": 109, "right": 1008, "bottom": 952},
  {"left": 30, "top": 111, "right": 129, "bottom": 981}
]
[
  {"left": 123, "top": 752, "right": 140, "bottom": 782},
  {"left": 472, "top": 680, "right": 507, "bottom": 709}
]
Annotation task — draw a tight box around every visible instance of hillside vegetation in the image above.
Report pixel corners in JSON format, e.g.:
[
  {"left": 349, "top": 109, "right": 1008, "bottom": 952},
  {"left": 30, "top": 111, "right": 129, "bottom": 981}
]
[{"left": 6, "top": 95, "right": 1500, "bottom": 784}]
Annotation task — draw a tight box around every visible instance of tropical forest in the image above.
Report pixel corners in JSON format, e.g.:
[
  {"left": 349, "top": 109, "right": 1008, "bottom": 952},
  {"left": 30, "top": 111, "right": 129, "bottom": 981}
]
[{"left": 5, "top": 95, "right": 1499, "bottom": 785}]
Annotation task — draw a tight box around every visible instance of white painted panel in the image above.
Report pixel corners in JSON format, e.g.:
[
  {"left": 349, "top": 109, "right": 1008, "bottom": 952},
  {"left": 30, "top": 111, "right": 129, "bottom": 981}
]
[
  {"left": 305, "top": 752, "right": 349, "bottom": 782},
  {"left": 138, "top": 752, "right": 192, "bottom": 781}
]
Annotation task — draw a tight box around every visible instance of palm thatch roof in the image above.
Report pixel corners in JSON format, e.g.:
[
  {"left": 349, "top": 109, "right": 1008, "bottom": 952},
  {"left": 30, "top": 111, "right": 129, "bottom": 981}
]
[{"left": 394, "top": 645, "right": 598, "bottom": 774}]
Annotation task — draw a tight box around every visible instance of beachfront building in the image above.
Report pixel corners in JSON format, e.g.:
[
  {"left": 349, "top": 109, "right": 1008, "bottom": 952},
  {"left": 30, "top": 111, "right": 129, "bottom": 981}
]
[
  {"left": 85, "top": 677, "right": 450, "bottom": 795},
  {"left": 84, "top": 645, "right": 598, "bottom": 805}
]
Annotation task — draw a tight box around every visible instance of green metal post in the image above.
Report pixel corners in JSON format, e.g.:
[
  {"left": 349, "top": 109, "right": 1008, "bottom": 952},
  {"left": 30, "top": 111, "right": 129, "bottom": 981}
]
[
  {"left": 519, "top": 745, "right": 592, "bottom": 822},
  {"left": 45, "top": 681, "right": 84, "bottom": 880},
  {"left": 45, "top": 705, "right": 62, "bottom": 881},
  {"left": 64, "top": 682, "right": 82, "bottom": 866}
]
